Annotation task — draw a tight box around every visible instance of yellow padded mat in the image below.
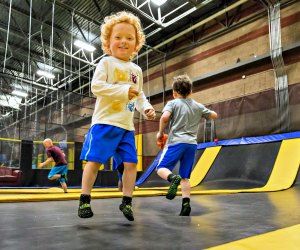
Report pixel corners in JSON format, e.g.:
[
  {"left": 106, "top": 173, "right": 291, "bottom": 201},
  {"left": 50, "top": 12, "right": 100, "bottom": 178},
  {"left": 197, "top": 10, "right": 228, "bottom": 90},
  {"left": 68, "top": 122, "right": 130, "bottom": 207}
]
[
  {"left": 0, "top": 187, "right": 118, "bottom": 194},
  {"left": 205, "top": 224, "right": 300, "bottom": 250},
  {"left": 190, "top": 138, "right": 300, "bottom": 195},
  {"left": 0, "top": 189, "right": 166, "bottom": 202},
  {"left": 189, "top": 146, "right": 221, "bottom": 187}
]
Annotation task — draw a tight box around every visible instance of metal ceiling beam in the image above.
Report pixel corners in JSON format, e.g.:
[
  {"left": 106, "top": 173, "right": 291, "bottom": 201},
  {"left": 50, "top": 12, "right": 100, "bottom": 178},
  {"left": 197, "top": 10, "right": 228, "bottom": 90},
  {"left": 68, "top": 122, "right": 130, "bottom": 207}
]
[
  {"left": 0, "top": 51, "right": 104, "bottom": 119},
  {"left": 91, "top": 0, "right": 104, "bottom": 15},
  {"left": 139, "top": 1, "right": 221, "bottom": 39},
  {"left": 0, "top": 41, "right": 79, "bottom": 78},
  {"left": 116, "top": 0, "right": 212, "bottom": 30},
  {"left": 0, "top": 25, "right": 95, "bottom": 69},
  {"left": 138, "top": 0, "right": 249, "bottom": 58},
  {"left": 44, "top": 0, "right": 102, "bottom": 26},
  {"left": 0, "top": 2, "right": 79, "bottom": 41},
  {"left": 72, "top": 16, "right": 88, "bottom": 42},
  {"left": 116, "top": 0, "right": 164, "bottom": 27},
  {"left": 187, "top": 0, "right": 198, "bottom": 7},
  {"left": 0, "top": 71, "right": 57, "bottom": 91}
]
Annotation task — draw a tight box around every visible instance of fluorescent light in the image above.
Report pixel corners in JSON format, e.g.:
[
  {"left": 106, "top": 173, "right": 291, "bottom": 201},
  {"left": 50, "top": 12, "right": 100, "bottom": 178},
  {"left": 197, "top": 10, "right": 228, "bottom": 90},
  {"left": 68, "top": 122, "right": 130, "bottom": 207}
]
[
  {"left": 1, "top": 112, "right": 10, "bottom": 117},
  {"left": 0, "top": 95, "right": 22, "bottom": 110},
  {"left": 151, "top": 0, "right": 167, "bottom": 6},
  {"left": 37, "top": 62, "right": 62, "bottom": 73},
  {"left": 12, "top": 90, "right": 28, "bottom": 98},
  {"left": 36, "top": 62, "right": 54, "bottom": 71},
  {"left": 74, "top": 40, "right": 96, "bottom": 52},
  {"left": 37, "top": 70, "right": 55, "bottom": 79}
]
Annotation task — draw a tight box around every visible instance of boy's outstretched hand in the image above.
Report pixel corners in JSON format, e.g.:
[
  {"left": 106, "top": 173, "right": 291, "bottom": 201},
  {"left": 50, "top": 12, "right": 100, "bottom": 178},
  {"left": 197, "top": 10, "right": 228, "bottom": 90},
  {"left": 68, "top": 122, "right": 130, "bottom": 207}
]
[
  {"left": 145, "top": 109, "right": 156, "bottom": 120},
  {"left": 156, "top": 133, "right": 168, "bottom": 149}
]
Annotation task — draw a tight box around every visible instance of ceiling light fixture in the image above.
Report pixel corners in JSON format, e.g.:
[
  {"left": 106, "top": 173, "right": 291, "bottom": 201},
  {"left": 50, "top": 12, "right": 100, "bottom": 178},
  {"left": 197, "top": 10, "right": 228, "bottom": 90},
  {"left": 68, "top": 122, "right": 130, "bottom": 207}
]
[
  {"left": 37, "top": 70, "right": 55, "bottom": 79},
  {"left": 36, "top": 62, "right": 62, "bottom": 73},
  {"left": 150, "top": 0, "right": 167, "bottom": 6},
  {"left": 12, "top": 90, "right": 28, "bottom": 98},
  {"left": 74, "top": 40, "right": 96, "bottom": 52},
  {"left": 0, "top": 95, "right": 22, "bottom": 110},
  {"left": 36, "top": 62, "right": 54, "bottom": 71}
]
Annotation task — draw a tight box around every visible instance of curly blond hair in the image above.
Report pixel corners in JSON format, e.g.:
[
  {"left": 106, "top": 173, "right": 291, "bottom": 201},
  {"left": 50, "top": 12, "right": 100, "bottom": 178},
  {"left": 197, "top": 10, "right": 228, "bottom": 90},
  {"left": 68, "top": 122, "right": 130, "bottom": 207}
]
[{"left": 100, "top": 11, "right": 145, "bottom": 59}]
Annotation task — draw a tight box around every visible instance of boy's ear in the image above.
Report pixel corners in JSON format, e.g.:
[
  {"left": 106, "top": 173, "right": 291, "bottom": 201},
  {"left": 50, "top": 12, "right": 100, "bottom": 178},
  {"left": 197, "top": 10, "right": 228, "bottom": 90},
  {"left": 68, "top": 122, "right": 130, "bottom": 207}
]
[{"left": 173, "top": 90, "right": 178, "bottom": 98}]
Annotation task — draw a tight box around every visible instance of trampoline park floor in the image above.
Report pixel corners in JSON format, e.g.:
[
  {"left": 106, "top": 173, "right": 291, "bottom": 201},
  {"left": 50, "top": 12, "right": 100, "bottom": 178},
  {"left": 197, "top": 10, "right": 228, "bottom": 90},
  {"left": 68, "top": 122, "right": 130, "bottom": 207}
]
[{"left": 1, "top": 184, "right": 300, "bottom": 250}]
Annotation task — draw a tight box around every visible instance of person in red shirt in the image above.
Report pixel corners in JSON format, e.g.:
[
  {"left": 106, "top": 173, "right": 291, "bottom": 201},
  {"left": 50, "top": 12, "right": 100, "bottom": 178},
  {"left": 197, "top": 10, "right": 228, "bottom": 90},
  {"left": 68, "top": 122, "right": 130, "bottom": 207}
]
[{"left": 39, "top": 138, "right": 68, "bottom": 193}]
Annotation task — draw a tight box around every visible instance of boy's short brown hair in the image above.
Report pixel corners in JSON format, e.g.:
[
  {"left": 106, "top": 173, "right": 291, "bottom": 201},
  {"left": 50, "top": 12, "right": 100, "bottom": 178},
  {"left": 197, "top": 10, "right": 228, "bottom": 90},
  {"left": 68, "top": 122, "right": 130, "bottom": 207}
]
[{"left": 172, "top": 74, "right": 192, "bottom": 98}]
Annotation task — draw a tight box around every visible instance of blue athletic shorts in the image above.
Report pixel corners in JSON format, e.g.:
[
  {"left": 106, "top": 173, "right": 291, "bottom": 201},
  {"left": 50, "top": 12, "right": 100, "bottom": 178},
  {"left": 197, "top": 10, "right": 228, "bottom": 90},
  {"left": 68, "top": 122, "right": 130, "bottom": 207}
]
[
  {"left": 48, "top": 165, "right": 68, "bottom": 183},
  {"left": 80, "top": 124, "right": 137, "bottom": 165},
  {"left": 113, "top": 154, "right": 124, "bottom": 180},
  {"left": 156, "top": 143, "right": 197, "bottom": 179}
]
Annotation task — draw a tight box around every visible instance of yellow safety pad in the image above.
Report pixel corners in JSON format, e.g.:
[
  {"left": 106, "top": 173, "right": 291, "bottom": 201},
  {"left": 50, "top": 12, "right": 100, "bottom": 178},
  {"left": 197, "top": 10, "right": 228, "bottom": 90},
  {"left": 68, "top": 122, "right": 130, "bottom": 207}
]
[
  {"left": 190, "top": 138, "right": 300, "bottom": 195},
  {"left": 135, "top": 186, "right": 168, "bottom": 190},
  {"left": 135, "top": 133, "right": 143, "bottom": 171},
  {"left": 0, "top": 189, "right": 166, "bottom": 203},
  {"left": 189, "top": 146, "right": 221, "bottom": 187},
  {"left": 253, "top": 138, "right": 300, "bottom": 191},
  {"left": 0, "top": 187, "right": 118, "bottom": 194},
  {"left": 205, "top": 224, "right": 300, "bottom": 250}
]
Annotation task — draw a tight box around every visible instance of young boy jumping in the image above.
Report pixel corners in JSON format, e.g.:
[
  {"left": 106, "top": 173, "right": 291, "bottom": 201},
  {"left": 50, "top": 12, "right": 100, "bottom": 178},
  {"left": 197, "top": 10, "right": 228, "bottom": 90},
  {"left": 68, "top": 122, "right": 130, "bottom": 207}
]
[
  {"left": 156, "top": 74, "right": 217, "bottom": 216},
  {"left": 78, "top": 11, "right": 155, "bottom": 221}
]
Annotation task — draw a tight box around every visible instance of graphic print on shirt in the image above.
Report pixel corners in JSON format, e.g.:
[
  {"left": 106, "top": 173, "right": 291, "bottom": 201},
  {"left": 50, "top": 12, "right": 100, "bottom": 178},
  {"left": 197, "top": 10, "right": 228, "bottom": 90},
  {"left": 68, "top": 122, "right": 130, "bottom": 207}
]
[
  {"left": 114, "top": 68, "right": 128, "bottom": 82},
  {"left": 126, "top": 71, "right": 138, "bottom": 112},
  {"left": 130, "top": 72, "right": 137, "bottom": 84},
  {"left": 110, "top": 68, "right": 130, "bottom": 112},
  {"left": 109, "top": 68, "right": 138, "bottom": 113}
]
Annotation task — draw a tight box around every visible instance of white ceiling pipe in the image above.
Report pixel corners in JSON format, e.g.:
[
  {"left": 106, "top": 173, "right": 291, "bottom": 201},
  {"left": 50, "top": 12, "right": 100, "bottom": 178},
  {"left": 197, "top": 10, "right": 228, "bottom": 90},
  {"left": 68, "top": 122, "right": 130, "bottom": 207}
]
[{"left": 138, "top": 0, "right": 249, "bottom": 58}]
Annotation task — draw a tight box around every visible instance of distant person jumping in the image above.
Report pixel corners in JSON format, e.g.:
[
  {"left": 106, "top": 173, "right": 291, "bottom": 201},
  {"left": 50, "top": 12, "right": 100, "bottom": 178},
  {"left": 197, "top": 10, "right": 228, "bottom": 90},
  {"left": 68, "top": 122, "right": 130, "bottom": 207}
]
[{"left": 39, "top": 138, "right": 68, "bottom": 193}]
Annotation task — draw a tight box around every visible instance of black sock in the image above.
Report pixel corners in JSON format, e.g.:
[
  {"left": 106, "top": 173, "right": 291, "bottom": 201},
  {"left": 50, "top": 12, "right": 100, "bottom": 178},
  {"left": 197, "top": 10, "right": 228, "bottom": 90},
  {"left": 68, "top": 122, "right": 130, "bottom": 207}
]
[
  {"left": 167, "top": 173, "right": 175, "bottom": 182},
  {"left": 122, "top": 196, "right": 132, "bottom": 205},
  {"left": 80, "top": 194, "right": 91, "bottom": 203},
  {"left": 182, "top": 197, "right": 190, "bottom": 205}
]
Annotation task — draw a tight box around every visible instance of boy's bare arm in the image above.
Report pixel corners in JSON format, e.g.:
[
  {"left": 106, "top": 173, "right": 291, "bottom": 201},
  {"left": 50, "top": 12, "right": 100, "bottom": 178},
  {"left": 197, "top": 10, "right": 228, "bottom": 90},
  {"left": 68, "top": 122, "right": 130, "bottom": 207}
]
[{"left": 157, "top": 111, "right": 171, "bottom": 139}]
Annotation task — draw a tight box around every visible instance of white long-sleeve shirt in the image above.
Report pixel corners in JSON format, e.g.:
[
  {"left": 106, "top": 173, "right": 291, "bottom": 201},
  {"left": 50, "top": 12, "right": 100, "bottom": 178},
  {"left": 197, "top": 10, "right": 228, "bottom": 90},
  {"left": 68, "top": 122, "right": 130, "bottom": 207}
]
[{"left": 90, "top": 56, "right": 153, "bottom": 131}]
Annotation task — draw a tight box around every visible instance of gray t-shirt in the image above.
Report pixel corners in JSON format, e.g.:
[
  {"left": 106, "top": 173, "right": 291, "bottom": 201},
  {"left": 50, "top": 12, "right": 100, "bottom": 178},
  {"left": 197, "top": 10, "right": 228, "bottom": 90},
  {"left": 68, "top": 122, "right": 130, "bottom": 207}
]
[{"left": 163, "top": 98, "right": 212, "bottom": 145}]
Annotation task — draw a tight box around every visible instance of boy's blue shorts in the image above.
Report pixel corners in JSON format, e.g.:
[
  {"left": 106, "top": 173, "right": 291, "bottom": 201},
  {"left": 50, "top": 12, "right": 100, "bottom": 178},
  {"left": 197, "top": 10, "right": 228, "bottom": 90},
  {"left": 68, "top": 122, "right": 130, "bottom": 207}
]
[
  {"left": 48, "top": 165, "right": 68, "bottom": 183},
  {"left": 113, "top": 154, "right": 124, "bottom": 181},
  {"left": 80, "top": 124, "right": 137, "bottom": 165},
  {"left": 156, "top": 143, "right": 197, "bottom": 179}
]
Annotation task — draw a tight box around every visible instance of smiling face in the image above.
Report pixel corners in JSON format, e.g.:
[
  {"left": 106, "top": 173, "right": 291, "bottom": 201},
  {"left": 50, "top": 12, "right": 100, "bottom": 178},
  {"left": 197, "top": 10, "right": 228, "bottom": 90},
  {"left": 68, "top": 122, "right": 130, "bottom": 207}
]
[{"left": 109, "top": 22, "right": 137, "bottom": 61}]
